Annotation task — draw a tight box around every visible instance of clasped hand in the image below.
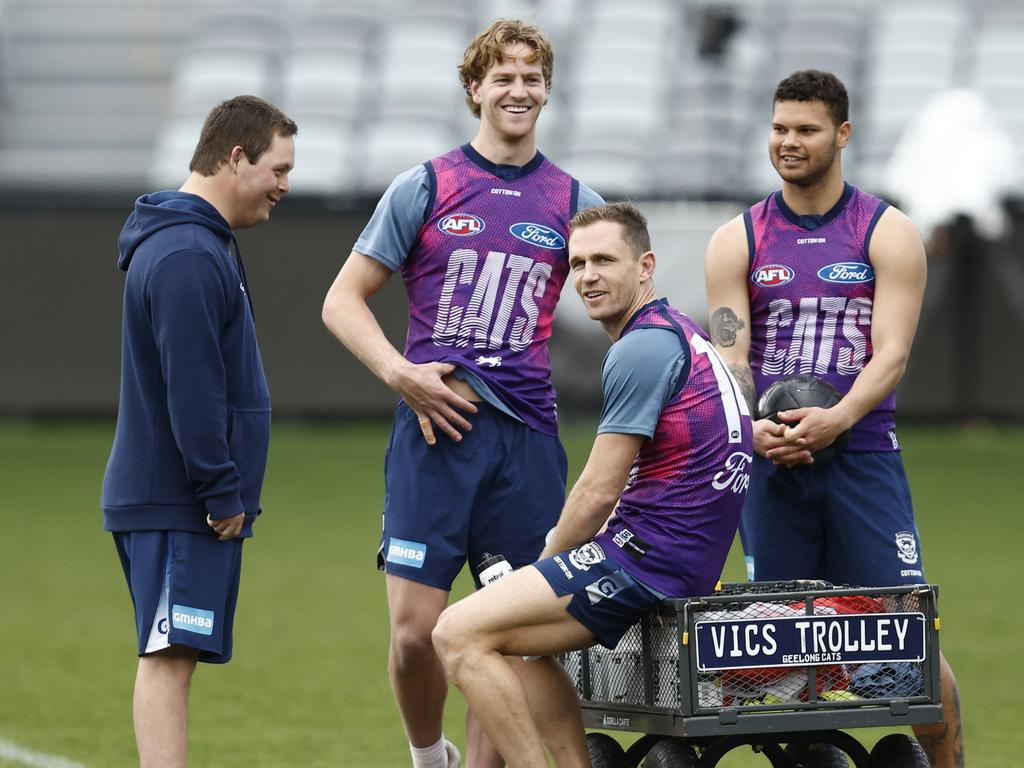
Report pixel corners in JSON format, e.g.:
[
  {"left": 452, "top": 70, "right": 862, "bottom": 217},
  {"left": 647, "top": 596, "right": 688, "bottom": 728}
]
[
  {"left": 207, "top": 512, "right": 245, "bottom": 540},
  {"left": 754, "top": 406, "right": 849, "bottom": 467}
]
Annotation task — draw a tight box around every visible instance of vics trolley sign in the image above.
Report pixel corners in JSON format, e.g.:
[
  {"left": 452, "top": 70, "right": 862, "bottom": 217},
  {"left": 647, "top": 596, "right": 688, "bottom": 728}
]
[{"left": 694, "top": 613, "right": 927, "bottom": 671}]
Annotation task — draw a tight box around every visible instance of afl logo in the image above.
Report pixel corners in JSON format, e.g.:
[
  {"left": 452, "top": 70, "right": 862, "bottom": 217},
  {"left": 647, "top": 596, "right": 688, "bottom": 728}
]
[
  {"left": 509, "top": 222, "right": 566, "bottom": 250},
  {"left": 438, "top": 214, "right": 484, "bottom": 236},
  {"left": 818, "top": 262, "right": 875, "bottom": 283},
  {"left": 752, "top": 264, "right": 794, "bottom": 287}
]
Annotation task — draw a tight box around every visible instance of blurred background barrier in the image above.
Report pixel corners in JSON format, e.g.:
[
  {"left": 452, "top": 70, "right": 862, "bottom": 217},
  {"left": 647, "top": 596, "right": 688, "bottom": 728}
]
[{"left": 3, "top": 195, "right": 1023, "bottom": 420}]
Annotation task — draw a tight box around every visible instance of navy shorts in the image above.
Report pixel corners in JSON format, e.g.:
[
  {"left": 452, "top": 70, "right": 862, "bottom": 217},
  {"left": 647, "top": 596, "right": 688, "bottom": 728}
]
[
  {"left": 380, "top": 400, "right": 567, "bottom": 591},
  {"left": 113, "top": 530, "right": 243, "bottom": 664},
  {"left": 534, "top": 541, "right": 662, "bottom": 650},
  {"left": 742, "top": 451, "right": 925, "bottom": 587}
]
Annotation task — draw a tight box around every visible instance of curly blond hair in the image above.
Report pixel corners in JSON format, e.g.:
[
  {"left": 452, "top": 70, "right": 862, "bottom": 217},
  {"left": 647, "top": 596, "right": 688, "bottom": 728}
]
[{"left": 458, "top": 19, "right": 554, "bottom": 118}]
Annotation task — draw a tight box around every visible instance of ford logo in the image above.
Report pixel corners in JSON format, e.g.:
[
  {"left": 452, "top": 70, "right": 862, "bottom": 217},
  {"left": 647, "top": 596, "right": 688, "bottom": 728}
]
[
  {"left": 438, "top": 214, "right": 484, "bottom": 236},
  {"left": 818, "top": 262, "right": 875, "bottom": 283},
  {"left": 752, "top": 264, "right": 794, "bottom": 287},
  {"left": 509, "top": 222, "right": 565, "bottom": 250}
]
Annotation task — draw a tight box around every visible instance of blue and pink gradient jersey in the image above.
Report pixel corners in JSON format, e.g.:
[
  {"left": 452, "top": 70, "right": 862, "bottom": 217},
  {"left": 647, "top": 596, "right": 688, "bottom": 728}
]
[
  {"left": 399, "top": 145, "right": 587, "bottom": 436},
  {"left": 745, "top": 183, "right": 899, "bottom": 452},
  {"left": 596, "top": 299, "right": 753, "bottom": 598}
]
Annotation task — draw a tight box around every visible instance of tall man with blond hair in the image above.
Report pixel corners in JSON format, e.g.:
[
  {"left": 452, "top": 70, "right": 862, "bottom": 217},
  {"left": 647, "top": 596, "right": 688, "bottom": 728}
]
[{"left": 322, "top": 19, "right": 601, "bottom": 768}]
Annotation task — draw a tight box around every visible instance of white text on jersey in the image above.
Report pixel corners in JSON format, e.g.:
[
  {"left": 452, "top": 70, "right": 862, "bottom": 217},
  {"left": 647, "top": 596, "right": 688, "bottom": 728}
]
[
  {"left": 432, "top": 248, "right": 552, "bottom": 352},
  {"left": 761, "top": 297, "right": 872, "bottom": 376}
]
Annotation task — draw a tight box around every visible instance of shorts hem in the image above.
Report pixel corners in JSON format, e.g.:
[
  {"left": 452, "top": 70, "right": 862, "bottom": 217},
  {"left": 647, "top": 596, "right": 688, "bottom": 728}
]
[
  {"left": 382, "top": 565, "right": 454, "bottom": 592},
  {"left": 138, "top": 639, "right": 231, "bottom": 664}
]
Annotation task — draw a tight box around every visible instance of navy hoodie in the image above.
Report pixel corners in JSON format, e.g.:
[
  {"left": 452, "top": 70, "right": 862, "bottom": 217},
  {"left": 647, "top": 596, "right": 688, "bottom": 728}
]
[{"left": 102, "top": 191, "right": 270, "bottom": 537}]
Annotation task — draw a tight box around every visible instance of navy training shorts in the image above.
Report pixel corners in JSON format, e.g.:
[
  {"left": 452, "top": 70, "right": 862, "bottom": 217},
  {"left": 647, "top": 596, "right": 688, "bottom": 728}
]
[
  {"left": 380, "top": 400, "right": 567, "bottom": 591},
  {"left": 533, "top": 541, "right": 662, "bottom": 650},
  {"left": 113, "top": 530, "right": 243, "bottom": 663},
  {"left": 742, "top": 451, "right": 925, "bottom": 587}
]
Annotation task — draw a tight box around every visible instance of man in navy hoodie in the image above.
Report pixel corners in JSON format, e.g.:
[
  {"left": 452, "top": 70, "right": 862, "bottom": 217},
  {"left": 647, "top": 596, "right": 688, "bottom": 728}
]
[{"left": 102, "top": 95, "right": 295, "bottom": 767}]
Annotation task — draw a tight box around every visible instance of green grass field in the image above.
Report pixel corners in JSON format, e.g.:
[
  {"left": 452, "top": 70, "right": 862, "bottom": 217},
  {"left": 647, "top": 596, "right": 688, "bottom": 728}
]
[{"left": 1, "top": 421, "right": 1021, "bottom": 767}]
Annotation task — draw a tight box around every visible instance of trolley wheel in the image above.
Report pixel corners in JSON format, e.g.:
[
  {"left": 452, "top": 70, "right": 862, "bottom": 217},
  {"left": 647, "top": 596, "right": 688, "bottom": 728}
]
[
  {"left": 641, "top": 737, "right": 698, "bottom": 768},
  {"left": 624, "top": 735, "right": 663, "bottom": 768},
  {"left": 587, "top": 732, "right": 628, "bottom": 768},
  {"left": 869, "top": 734, "right": 930, "bottom": 768},
  {"left": 784, "top": 741, "right": 850, "bottom": 767}
]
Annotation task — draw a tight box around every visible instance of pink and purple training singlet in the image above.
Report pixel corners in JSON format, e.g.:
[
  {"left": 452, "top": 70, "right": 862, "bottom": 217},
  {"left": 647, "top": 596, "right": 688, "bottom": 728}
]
[
  {"left": 402, "top": 146, "right": 581, "bottom": 436},
  {"left": 745, "top": 183, "right": 899, "bottom": 452},
  {"left": 597, "top": 300, "right": 753, "bottom": 598}
]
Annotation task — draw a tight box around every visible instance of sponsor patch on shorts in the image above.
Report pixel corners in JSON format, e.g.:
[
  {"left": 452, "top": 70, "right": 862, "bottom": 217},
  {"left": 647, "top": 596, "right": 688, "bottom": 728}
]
[
  {"left": 586, "top": 571, "right": 632, "bottom": 605},
  {"left": 171, "top": 604, "right": 215, "bottom": 636},
  {"left": 386, "top": 537, "right": 427, "bottom": 568}
]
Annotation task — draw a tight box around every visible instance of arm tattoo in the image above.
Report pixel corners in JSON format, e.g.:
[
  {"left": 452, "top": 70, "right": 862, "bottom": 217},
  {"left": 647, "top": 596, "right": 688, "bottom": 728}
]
[
  {"left": 729, "top": 365, "right": 757, "bottom": 416},
  {"left": 710, "top": 307, "right": 744, "bottom": 348}
]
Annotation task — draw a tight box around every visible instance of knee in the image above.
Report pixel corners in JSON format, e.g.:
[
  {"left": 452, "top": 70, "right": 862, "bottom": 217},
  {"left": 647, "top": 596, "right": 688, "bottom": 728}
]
[
  {"left": 431, "top": 607, "right": 473, "bottom": 679},
  {"left": 389, "top": 615, "right": 437, "bottom": 669}
]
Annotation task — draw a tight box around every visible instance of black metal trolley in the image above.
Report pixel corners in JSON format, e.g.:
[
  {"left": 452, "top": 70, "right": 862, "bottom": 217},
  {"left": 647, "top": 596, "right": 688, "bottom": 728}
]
[{"left": 565, "top": 581, "right": 942, "bottom": 767}]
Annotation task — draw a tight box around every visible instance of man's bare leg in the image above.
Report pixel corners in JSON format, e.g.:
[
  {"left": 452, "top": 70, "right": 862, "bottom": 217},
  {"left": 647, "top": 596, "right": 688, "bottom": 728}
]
[
  {"left": 518, "top": 655, "right": 589, "bottom": 765},
  {"left": 133, "top": 645, "right": 200, "bottom": 768},
  {"left": 434, "top": 567, "right": 594, "bottom": 768},
  {"left": 464, "top": 655, "right": 587, "bottom": 768},
  {"left": 386, "top": 575, "right": 451, "bottom": 750},
  {"left": 913, "top": 652, "right": 965, "bottom": 768},
  {"left": 466, "top": 710, "right": 504, "bottom": 768}
]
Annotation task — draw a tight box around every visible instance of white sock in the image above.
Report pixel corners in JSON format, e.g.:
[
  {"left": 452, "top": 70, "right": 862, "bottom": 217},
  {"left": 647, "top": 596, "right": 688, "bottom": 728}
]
[{"left": 410, "top": 735, "right": 449, "bottom": 768}]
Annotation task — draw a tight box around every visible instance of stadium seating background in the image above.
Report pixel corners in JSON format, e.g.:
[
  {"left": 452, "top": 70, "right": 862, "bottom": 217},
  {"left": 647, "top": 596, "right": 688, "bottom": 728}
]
[{"left": 2, "top": 0, "right": 1023, "bottom": 419}]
